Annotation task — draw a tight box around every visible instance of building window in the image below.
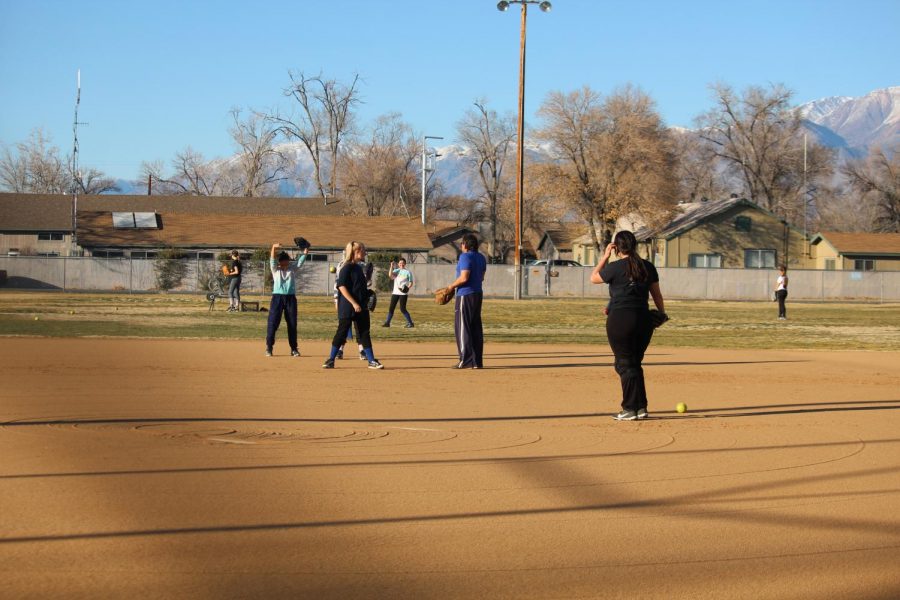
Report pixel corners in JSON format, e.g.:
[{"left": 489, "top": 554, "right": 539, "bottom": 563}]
[
  {"left": 93, "top": 250, "right": 125, "bottom": 258},
  {"left": 735, "top": 216, "right": 752, "bottom": 232},
  {"left": 688, "top": 253, "right": 722, "bottom": 268},
  {"left": 38, "top": 232, "right": 65, "bottom": 241},
  {"left": 130, "top": 251, "right": 159, "bottom": 259},
  {"left": 744, "top": 249, "right": 776, "bottom": 269},
  {"left": 824, "top": 259, "right": 836, "bottom": 270},
  {"left": 37, "top": 252, "right": 60, "bottom": 257},
  {"left": 854, "top": 259, "right": 875, "bottom": 271}
]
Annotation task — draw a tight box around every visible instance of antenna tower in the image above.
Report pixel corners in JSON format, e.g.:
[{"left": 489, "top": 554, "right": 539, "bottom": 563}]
[{"left": 72, "top": 70, "right": 88, "bottom": 251}]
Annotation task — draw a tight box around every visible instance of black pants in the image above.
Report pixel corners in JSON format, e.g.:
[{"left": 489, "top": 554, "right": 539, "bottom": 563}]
[
  {"left": 776, "top": 289, "right": 787, "bottom": 318},
  {"left": 267, "top": 294, "right": 297, "bottom": 351},
  {"left": 605, "top": 308, "right": 654, "bottom": 412},
  {"left": 385, "top": 294, "right": 412, "bottom": 325},
  {"left": 332, "top": 310, "right": 372, "bottom": 350},
  {"left": 454, "top": 293, "right": 483, "bottom": 368},
  {"left": 228, "top": 276, "right": 241, "bottom": 306}
]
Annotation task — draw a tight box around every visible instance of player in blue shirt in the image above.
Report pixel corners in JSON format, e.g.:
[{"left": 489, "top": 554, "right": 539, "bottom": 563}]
[{"left": 446, "top": 233, "right": 487, "bottom": 369}]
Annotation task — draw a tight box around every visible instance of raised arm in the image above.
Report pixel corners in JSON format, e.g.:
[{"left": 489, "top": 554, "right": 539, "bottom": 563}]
[{"left": 590, "top": 243, "right": 616, "bottom": 284}]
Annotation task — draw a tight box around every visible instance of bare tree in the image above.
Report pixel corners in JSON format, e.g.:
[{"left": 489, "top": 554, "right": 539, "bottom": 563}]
[
  {"left": 842, "top": 147, "right": 900, "bottom": 232},
  {"left": 228, "top": 108, "right": 293, "bottom": 197},
  {"left": 269, "top": 71, "right": 361, "bottom": 197},
  {"left": 141, "top": 147, "right": 228, "bottom": 196},
  {"left": 1, "top": 129, "right": 69, "bottom": 193},
  {"left": 455, "top": 100, "right": 517, "bottom": 261},
  {"left": 695, "top": 83, "right": 834, "bottom": 221},
  {"left": 340, "top": 113, "right": 419, "bottom": 216},
  {"left": 813, "top": 186, "right": 878, "bottom": 233},
  {"left": 77, "top": 167, "right": 119, "bottom": 195},
  {"left": 0, "top": 128, "right": 118, "bottom": 194},
  {"left": 535, "top": 85, "right": 678, "bottom": 251},
  {"left": 672, "top": 129, "right": 729, "bottom": 202}
]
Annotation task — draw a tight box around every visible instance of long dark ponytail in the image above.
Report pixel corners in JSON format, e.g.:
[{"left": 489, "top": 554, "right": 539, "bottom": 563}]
[{"left": 613, "top": 230, "right": 648, "bottom": 282}]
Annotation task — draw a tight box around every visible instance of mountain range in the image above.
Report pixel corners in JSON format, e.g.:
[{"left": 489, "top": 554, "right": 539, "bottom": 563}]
[
  {"left": 798, "top": 86, "right": 900, "bottom": 159},
  {"left": 116, "top": 86, "right": 899, "bottom": 197}
]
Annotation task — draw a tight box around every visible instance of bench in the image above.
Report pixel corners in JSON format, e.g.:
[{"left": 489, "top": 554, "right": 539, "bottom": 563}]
[{"left": 240, "top": 301, "right": 260, "bottom": 312}]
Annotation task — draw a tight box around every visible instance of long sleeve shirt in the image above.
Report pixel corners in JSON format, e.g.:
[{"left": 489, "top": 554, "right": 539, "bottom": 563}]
[{"left": 269, "top": 254, "right": 307, "bottom": 295}]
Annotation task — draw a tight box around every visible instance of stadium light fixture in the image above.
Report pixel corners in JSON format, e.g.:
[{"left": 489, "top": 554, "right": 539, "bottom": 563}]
[
  {"left": 497, "top": 0, "right": 551, "bottom": 299},
  {"left": 422, "top": 135, "right": 443, "bottom": 225}
]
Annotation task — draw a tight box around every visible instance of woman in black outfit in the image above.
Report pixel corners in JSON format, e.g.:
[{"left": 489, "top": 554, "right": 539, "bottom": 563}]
[{"left": 590, "top": 231, "right": 666, "bottom": 421}]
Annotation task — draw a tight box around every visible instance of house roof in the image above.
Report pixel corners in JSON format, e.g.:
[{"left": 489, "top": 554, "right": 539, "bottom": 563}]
[
  {"left": 810, "top": 231, "right": 900, "bottom": 256},
  {"left": 0, "top": 193, "right": 74, "bottom": 231},
  {"left": 635, "top": 197, "right": 751, "bottom": 241},
  {"left": 539, "top": 225, "right": 585, "bottom": 249},
  {"left": 75, "top": 194, "right": 351, "bottom": 216},
  {"left": 427, "top": 221, "right": 477, "bottom": 247},
  {"left": 76, "top": 211, "right": 433, "bottom": 251},
  {"left": 0, "top": 193, "right": 351, "bottom": 233}
]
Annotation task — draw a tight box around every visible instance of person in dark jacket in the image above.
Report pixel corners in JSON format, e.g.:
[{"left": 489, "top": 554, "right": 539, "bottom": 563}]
[
  {"left": 323, "top": 241, "right": 384, "bottom": 370},
  {"left": 590, "top": 230, "right": 666, "bottom": 421}
]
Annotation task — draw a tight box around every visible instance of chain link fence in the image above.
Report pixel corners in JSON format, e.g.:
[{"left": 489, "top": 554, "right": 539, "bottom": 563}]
[{"left": 1, "top": 257, "right": 899, "bottom": 302}]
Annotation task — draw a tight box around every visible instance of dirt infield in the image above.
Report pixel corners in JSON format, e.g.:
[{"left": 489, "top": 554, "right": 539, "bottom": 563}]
[{"left": 2, "top": 338, "right": 899, "bottom": 599}]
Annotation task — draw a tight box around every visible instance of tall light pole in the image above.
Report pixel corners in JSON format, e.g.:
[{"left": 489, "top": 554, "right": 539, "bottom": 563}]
[
  {"left": 421, "top": 135, "right": 443, "bottom": 225},
  {"left": 498, "top": 0, "right": 551, "bottom": 300}
]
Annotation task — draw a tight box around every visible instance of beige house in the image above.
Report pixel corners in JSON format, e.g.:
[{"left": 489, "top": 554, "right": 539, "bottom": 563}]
[
  {"left": 536, "top": 225, "right": 584, "bottom": 263},
  {"left": 636, "top": 197, "right": 812, "bottom": 269},
  {"left": 809, "top": 232, "right": 900, "bottom": 271},
  {"left": 0, "top": 193, "right": 76, "bottom": 256},
  {"left": 572, "top": 234, "right": 599, "bottom": 266}
]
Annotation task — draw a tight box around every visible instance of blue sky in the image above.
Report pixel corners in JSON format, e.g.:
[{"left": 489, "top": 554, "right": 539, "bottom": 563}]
[{"left": 1, "top": 0, "right": 897, "bottom": 181}]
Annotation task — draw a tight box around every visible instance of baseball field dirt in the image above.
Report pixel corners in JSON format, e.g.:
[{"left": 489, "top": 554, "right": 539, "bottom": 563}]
[{"left": 2, "top": 338, "right": 899, "bottom": 599}]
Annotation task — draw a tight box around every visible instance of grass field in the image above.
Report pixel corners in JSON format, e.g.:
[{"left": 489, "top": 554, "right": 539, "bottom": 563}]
[{"left": 1, "top": 291, "right": 900, "bottom": 350}]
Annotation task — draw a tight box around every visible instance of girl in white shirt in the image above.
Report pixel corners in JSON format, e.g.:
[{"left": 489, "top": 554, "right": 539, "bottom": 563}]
[{"left": 775, "top": 265, "right": 788, "bottom": 320}]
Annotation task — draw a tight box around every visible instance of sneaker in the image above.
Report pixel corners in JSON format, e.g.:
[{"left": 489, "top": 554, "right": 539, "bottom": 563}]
[
  {"left": 336, "top": 349, "right": 344, "bottom": 360},
  {"left": 358, "top": 350, "right": 367, "bottom": 361},
  {"left": 382, "top": 322, "right": 390, "bottom": 327},
  {"left": 291, "top": 350, "right": 301, "bottom": 357},
  {"left": 636, "top": 408, "right": 649, "bottom": 420},
  {"left": 613, "top": 410, "right": 637, "bottom": 421},
  {"left": 368, "top": 359, "right": 384, "bottom": 370},
  {"left": 265, "top": 349, "right": 273, "bottom": 357},
  {"left": 453, "top": 361, "right": 466, "bottom": 369},
  {"left": 322, "top": 359, "right": 335, "bottom": 369},
  {"left": 404, "top": 322, "right": 414, "bottom": 328}
]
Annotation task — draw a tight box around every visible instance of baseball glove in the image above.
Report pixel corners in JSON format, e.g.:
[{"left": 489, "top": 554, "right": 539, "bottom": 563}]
[
  {"left": 434, "top": 287, "right": 455, "bottom": 305},
  {"left": 649, "top": 309, "right": 669, "bottom": 329},
  {"left": 399, "top": 283, "right": 411, "bottom": 294},
  {"left": 293, "top": 236, "right": 311, "bottom": 251},
  {"left": 366, "top": 289, "right": 377, "bottom": 312}
]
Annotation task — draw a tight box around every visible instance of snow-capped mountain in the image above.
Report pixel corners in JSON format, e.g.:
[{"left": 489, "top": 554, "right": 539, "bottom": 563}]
[
  {"left": 799, "top": 95, "right": 853, "bottom": 122},
  {"left": 115, "top": 87, "right": 897, "bottom": 197},
  {"left": 800, "top": 86, "right": 900, "bottom": 155}
]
